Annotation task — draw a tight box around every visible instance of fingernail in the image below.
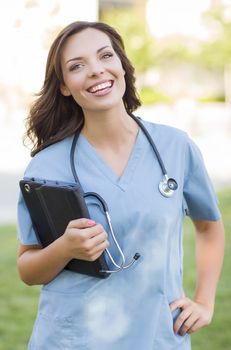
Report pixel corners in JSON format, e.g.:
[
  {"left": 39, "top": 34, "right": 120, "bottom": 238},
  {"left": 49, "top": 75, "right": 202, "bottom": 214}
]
[{"left": 87, "top": 219, "right": 95, "bottom": 226}]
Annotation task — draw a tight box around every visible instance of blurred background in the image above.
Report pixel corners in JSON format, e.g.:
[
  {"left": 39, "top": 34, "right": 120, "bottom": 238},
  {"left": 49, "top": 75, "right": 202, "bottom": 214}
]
[
  {"left": 0, "top": 0, "right": 230, "bottom": 223},
  {"left": 0, "top": 1, "right": 230, "bottom": 349}
]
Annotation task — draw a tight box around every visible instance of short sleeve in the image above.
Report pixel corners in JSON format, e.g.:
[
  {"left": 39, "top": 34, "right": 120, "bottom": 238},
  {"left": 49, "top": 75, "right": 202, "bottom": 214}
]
[
  {"left": 17, "top": 191, "right": 40, "bottom": 245},
  {"left": 183, "top": 137, "right": 221, "bottom": 221}
]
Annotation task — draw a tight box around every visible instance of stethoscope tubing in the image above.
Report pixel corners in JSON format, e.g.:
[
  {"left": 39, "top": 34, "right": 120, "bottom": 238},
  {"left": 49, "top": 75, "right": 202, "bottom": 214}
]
[
  {"left": 70, "top": 114, "right": 177, "bottom": 273},
  {"left": 70, "top": 114, "right": 168, "bottom": 183},
  {"left": 128, "top": 113, "right": 168, "bottom": 176}
]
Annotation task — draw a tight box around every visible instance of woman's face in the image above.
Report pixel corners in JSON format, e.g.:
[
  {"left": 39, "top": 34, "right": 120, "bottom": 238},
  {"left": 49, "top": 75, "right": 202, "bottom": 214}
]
[{"left": 60, "top": 28, "right": 126, "bottom": 114}]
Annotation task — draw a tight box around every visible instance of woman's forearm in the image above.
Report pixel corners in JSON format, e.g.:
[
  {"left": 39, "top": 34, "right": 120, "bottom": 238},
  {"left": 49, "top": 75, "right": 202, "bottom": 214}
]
[
  {"left": 193, "top": 219, "right": 225, "bottom": 309},
  {"left": 17, "top": 218, "right": 109, "bottom": 285},
  {"left": 17, "top": 236, "right": 72, "bottom": 285},
  {"left": 170, "top": 219, "right": 225, "bottom": 335}
]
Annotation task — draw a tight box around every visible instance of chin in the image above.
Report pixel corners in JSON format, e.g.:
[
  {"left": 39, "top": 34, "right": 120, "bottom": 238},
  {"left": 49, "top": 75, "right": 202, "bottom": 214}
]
[{"left": 86, "top": 97, "right": 124, "bottom": 113}]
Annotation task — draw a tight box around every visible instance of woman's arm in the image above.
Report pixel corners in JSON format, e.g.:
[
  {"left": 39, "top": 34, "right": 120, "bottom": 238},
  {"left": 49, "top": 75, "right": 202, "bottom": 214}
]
[
  {"left": 170, "top": 219, "right": 225, "bottom": 335},
  {"left": 17, "top": 218, "right": 109, "bottom": 285}
]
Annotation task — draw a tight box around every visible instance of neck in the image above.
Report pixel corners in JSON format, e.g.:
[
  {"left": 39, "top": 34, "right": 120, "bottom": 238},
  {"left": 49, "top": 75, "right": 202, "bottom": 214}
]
[{"left": 81, "top": 105, "right": 138, "bottom": 146}]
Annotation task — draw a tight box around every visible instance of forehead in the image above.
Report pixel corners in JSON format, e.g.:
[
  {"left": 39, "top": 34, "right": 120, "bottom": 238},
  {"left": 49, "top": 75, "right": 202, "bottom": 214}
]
[{"left": 61, "top": 28, "right": 112, "bottom": 59}]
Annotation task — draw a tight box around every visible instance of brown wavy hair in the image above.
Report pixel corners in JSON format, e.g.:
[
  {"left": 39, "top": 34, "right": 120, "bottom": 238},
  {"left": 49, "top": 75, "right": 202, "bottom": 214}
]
[{"left": 25, "top": 21, "right": 141, "bottom": 156}]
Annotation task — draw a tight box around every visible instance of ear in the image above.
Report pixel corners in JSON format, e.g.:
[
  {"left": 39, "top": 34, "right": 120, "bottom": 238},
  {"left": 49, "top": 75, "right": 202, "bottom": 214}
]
[{"left": 60, "top": 84, "right": 71, "bottom": 96}]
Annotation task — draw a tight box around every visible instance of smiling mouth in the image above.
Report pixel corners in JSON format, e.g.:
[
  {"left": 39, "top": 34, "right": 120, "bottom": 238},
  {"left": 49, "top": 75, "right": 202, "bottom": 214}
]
[{"left": 87, "top": 80, "right": 113, "bottom": 93}]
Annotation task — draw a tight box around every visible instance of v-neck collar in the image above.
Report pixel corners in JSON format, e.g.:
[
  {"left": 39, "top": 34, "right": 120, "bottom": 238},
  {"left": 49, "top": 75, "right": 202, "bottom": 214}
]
[{"left": 77, "top": 128, "right": 145, "bottom": 191}]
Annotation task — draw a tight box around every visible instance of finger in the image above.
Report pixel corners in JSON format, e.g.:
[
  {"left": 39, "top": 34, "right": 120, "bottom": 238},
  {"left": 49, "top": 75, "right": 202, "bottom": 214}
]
[
  {"left": 69, "top": 223, "right": 105, "bottom": 240},
  {"left": 170, "top": 297, "right": 190, "bottom": 312},
  {"left": 82, "top": 223, "right": 105, "bottom": 239},
  {"left": 179, "top": 313, "right": 199, "bottom": 336},
  {"left": 68, "top": 218, "right": 96, "bottom": 229},
  {"left": 173, "top": 307, "right": 193, "bottom": 334},
  {"left": 187, "top": 318, "right": 206, "bottom": 334},
  {"left": 88, "top": 240, "right": 109, "bottom": 260},
  {"left": 86, "top": 231, "right": 108, "bottom": 250}
]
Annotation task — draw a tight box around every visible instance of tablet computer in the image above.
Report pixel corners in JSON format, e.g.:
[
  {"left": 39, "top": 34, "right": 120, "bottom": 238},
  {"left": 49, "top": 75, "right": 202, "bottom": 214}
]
[{"left": 19, "top": 179, "right": 110, "bottom": 278}]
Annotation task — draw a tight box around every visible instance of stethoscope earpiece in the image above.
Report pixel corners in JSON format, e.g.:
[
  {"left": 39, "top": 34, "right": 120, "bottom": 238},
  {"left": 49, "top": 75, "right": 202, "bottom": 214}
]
[{"left": 159, "top": 176, "right": 178, "bottom": 198}]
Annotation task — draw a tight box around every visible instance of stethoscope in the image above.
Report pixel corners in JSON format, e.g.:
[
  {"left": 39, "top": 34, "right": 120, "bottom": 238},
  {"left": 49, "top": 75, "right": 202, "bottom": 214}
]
[{"left": 70, "top": 113, "right": 178, "bottom": 273}]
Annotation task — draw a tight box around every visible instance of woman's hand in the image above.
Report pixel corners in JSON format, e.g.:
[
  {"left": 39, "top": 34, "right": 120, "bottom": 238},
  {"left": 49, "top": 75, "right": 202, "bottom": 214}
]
[
  {"left": 62, "top": 218, "right": 109, "bottom": 262},
  {"left": 17, "top": 218, "right": 109, "bottom": 285},
  {"left": 170, "top": 297, "right": 214, "bottom": 336}
]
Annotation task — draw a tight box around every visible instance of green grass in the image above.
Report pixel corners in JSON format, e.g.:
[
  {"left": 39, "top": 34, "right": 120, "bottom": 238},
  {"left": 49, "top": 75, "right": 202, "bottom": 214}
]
[
  {"left": 0, "top": 189, "right": 230, "bottom": 349},
  {"left": 0, "top": 226, "right": 40, "bottom": 350},
  {"left": 183, "top": 189, "right": 231, "bottom": 350}
]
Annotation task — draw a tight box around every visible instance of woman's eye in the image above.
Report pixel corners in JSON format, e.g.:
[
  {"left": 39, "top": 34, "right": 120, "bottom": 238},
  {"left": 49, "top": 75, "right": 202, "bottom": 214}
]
[
  {"left": 102, "top": 52, "right": 113, "bottom": 59},
  {"left": 69, "top": 63, "right": 83, "bottom": 72}
]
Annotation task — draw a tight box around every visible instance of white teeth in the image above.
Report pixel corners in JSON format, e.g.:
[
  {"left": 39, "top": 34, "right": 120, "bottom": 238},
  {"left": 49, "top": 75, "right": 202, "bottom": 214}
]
[{"left": 89, "top": 81, "right": 112, "bottom": 93}]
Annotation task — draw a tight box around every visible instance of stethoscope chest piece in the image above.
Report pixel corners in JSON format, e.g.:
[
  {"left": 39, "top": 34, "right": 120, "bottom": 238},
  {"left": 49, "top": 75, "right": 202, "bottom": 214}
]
[
  {"left": 70, "top": 114, "right": 178, "bottom": 273},
  {"left": 159, "top": 176, "right": 178, "bottom": 198}
]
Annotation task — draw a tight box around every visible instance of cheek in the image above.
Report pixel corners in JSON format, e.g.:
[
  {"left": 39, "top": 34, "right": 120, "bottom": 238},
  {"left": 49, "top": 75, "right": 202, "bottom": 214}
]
[
  {"left": 63, "top": 70, "right": 86, "bottom": 91},
  {"left": 69, "top": 78, "right": 84, "bottom": 92},
  {"left": 119, "top": 72, "right": 126, "bottom": 94},
  {"left": 116, "top": 64, "right": 126, "bottom": 87}
]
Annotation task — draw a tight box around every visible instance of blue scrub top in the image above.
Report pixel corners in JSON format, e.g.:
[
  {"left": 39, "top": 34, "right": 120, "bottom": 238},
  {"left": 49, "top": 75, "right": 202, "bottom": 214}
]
[{"left": 17, "top": 119, "right": 220, "bottom": 350}]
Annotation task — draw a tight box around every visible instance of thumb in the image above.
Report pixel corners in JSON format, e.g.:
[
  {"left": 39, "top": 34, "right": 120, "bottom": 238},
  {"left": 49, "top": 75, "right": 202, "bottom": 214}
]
[
  {"left": 170, "top": 299, "right": 183, "bottom": 312},
  {"left": 68, "top": 218, "right": 96, "bottom": 229}
]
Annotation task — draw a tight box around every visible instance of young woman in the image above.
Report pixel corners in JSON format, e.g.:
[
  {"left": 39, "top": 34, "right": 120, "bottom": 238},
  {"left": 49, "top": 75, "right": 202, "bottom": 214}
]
[{"left": 17, "top": 21, "right": 224, "bottom": 349}]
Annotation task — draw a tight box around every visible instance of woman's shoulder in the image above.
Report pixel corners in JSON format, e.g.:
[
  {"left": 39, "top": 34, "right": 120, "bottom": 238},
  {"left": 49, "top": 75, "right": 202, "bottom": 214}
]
[
  {"left": 140, "top": 119, "right": 207, "bottom": 172},
  {"left": 141, "top": 118, "right": 189, "bottom": 144},
  {"left": 23, "top": 136, "right": 73, "bottom": 178}
]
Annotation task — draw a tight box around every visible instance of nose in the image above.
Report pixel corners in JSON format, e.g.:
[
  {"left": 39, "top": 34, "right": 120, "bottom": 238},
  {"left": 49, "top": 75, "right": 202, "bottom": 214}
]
[{"left": 88, "top": 59, "right": 104, "bottom": 77}]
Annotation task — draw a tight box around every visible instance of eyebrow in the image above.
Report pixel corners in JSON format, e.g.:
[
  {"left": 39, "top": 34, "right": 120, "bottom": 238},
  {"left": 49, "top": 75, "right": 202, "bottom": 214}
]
[{"left": 65, "top": 45, "right": 111, "bottom": 64}]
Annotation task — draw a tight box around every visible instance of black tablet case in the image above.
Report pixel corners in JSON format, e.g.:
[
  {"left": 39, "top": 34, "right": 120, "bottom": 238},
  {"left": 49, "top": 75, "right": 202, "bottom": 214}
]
[{"left": 19, "top": 179, "right": 109, "bottom": 278}]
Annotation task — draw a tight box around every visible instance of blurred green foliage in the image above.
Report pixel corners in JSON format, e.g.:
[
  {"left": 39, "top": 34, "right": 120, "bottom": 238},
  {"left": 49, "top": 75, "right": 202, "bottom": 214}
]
[
  {"left": 100, "top": 8, "right": 156, "bottom": 73},
  {"left": 197, "top": 94, "right": 226, "bottom": 103},
  {"left": 100, "top": 4, "right": 231, "bottom": 105},
  {"left": 200, "top": 5, "right": 231, "bottom": 69},
  {"left": 101, "top": 4, "right": 231, "bottom": 71},
  {"left": 139, "top": 86, "right": 173, "bottom": 105}
]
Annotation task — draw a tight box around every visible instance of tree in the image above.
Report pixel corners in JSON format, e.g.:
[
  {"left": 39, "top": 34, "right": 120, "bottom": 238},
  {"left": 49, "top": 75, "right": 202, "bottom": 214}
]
[
  {"left": 200, "top": 5, "right": 231, "bottom": 102},
  {"left": 100, "top": 8, "right": 156, "bottom": 74}
]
